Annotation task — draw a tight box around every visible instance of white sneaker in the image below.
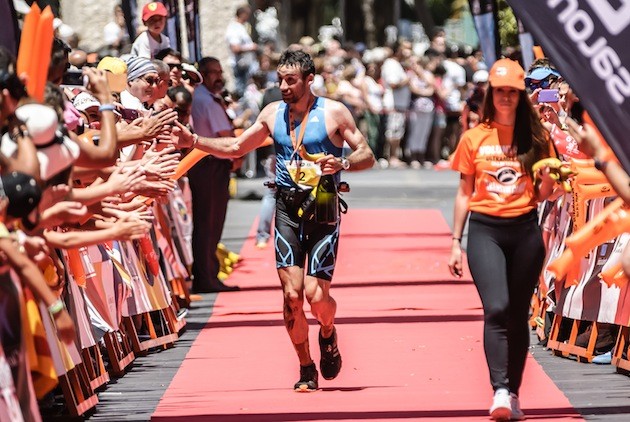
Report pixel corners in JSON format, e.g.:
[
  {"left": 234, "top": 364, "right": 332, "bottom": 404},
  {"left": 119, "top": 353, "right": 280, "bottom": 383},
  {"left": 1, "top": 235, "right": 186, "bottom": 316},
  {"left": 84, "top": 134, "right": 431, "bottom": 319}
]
[
  {"left": 510, "top": 393, "right": 525, "bottom": 420},
  {"left": 489, "top": 388, "right": 512, "bottom": 421}
]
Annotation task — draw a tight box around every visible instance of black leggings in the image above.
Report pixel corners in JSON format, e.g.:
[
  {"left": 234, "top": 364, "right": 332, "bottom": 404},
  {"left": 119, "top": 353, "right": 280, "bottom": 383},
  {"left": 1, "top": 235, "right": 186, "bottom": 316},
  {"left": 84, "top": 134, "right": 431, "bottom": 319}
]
[{"left": 466, "top": 210, "right": 545, "bottom": 395}]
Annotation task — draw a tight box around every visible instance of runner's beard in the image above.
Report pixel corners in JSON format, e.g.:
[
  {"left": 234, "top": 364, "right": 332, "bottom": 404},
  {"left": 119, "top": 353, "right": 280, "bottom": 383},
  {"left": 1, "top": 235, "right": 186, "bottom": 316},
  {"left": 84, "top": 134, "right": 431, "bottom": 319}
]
[{"left": 282, "top": 93, "right": 297, "bottom": 103}]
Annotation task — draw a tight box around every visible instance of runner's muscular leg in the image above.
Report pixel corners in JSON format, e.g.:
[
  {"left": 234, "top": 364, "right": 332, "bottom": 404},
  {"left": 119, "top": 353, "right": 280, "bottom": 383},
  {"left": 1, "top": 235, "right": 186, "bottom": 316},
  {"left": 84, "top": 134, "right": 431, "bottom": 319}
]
[
  {"left": 278, "top": 266, "right": 312, "bottom": 366},
  {"left": 304, "top": 275, "right": 337, "bottom": 339}
]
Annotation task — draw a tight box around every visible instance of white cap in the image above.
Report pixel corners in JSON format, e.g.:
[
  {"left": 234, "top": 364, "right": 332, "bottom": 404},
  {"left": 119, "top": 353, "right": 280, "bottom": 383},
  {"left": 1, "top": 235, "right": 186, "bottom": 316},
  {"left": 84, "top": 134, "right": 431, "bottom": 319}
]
[
  {"left": 73, "top": 92, "right": 101, "bottom": 112},
  {"left": 182, "top": 63, "right": 203, "bottom": 85},
  {"left": 14, "top": 104, "right": 58, "bottom": 146},
  {"left": 6, "top": 104, "right": 80, "bottom": 181},
  {"left": 472, "top": 69, "right": 489, "bottom": 84}
]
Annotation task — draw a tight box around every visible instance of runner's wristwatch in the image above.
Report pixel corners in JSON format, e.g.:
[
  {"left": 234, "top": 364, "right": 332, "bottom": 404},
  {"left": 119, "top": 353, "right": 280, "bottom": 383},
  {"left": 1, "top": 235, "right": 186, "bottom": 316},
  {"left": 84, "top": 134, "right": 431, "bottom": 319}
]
[{"left": 339, "top": 157, "right": 350, "bottom": 170}]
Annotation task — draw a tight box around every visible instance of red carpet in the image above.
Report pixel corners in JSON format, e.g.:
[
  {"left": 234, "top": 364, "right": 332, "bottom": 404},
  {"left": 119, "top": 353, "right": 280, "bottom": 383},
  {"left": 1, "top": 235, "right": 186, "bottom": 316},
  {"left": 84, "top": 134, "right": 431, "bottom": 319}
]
[{"left": 152, "top": 209, "right": 581, "bottom": 421}]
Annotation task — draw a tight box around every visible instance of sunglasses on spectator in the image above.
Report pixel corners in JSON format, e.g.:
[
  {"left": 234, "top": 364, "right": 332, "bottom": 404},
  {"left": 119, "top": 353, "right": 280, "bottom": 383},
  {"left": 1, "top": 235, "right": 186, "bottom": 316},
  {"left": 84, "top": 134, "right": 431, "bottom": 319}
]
[
  {"left": 526, "top": 78, "right": 554, "bottom": 91},
  {"left": 141, "top": 76, "right": 161, "bottom": 86},
  {"left": 168, "top": 63, "right": 182, "bottom": 71}
]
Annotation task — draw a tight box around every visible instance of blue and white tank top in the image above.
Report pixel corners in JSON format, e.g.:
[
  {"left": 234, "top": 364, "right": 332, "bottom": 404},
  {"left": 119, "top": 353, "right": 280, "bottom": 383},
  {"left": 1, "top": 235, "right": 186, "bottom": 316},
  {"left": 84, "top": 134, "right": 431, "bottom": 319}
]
[{"left": 273, "top": 97, "right": 342, "bottom": 188}]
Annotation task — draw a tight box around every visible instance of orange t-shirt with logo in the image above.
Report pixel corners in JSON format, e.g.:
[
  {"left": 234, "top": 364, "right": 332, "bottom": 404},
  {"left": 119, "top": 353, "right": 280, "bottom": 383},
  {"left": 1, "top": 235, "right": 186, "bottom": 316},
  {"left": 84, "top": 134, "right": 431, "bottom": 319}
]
[{"left": 451, "top": 122, "right": 537, "bottom": 218}]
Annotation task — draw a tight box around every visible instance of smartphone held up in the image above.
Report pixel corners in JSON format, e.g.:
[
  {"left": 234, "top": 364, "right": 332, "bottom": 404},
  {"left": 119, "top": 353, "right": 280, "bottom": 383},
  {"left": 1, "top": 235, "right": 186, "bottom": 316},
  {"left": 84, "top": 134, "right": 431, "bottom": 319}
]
[{"left": 537, "top": 89, "right": 559, "bottom": 103}]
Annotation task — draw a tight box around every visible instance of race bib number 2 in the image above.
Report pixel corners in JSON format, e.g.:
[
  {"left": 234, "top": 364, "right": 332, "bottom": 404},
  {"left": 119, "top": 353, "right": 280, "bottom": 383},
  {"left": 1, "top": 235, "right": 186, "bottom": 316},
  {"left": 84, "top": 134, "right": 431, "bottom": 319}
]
[{"left": 286, "top": 160, "right": 322, "bottom": 190}]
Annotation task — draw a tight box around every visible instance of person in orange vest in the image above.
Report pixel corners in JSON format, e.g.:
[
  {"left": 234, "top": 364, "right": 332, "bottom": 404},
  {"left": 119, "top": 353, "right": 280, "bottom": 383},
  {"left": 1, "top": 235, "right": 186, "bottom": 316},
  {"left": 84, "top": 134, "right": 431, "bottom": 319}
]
[{"left": 448, "top": 58, "right": 556, "bottom": 421}]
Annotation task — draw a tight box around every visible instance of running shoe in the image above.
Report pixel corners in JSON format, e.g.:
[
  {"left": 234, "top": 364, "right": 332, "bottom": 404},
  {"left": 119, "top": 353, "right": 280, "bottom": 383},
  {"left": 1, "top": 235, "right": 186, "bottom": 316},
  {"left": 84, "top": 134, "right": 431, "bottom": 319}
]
[
  {"left": 510, "top": 393, "right": 525, "bottom": 420},
  {"left": 489, "top": 388, "right": 511, "bottom": 421},
  {"left": 294, "top": 363, "right": 318, "bottom": 392},
  {"left": 592, "top": 351, "right": 612, "bottom": 365},
  {"left": 319, "top": 327, "right": 342, "bottom": 380}
]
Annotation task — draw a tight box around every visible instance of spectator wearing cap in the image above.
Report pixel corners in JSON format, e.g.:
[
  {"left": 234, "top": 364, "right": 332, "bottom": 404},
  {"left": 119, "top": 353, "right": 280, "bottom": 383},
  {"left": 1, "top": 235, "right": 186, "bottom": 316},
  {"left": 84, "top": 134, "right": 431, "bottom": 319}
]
[
  {"left": 97, "top": 56, "right": 128, "bottom": 97},
  {"left": 147, "top": 59, "right": 170, "bottom": 110},
  {"left": 181, "top": 63, "right": 203, "bottom": 91},
  {"left": 449, "top": 58, "right": 554, "bottom": 421},
  {"left": 2, "top": 103, "right": 80, "bottom": 186},
  {"left": 73, "top": 91, "right": 101, "bottom": 128},
  {"left": 525, "top": 59, "right": 568, "bottom": 130},
  {"left": 525, "top": 61, "right": 561, "bottom": 93},
  {"left": 44, "top": 67, "right": 120, "bottom": 170},
  {"left": 103, "top": 56, "right": 176, "bottom": 155},
  {"left": 0, "top": 47, "right": 40, "bottom": 180},
  {"left": 131, "top": 2, "right": 170, "bottom": 59},
  {"left": 121, "top": 56, "right": 158, "bottom": 111}
]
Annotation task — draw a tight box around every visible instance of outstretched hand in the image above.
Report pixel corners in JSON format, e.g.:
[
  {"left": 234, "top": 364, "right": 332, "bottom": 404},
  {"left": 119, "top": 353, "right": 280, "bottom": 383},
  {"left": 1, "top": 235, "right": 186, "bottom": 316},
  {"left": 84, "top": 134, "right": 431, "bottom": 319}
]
[{"left": 170, "top": 121, "right": 195, "bottom": 149}]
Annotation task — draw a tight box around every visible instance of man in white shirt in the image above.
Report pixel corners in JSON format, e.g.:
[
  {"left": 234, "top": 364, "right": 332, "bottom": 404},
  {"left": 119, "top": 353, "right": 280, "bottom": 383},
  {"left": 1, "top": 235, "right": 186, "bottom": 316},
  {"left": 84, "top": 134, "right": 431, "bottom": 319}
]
[
  {"left": 381, "top": 43, "right": 411, "bottom": 168},
  {"left": 225, "top": 5, "right": 259, "bottom": 96},
  {"left": 189, "top": 57, "right": 239, "bottom": 293}
]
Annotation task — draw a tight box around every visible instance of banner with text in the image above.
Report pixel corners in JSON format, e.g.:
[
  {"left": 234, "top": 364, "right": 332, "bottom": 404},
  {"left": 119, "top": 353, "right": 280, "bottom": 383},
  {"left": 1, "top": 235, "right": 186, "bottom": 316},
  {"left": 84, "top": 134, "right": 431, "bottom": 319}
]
[
  {"left": 507, "top": 0, "right": 630, "bottom": 172},
  {"left": 468, "top": 0, "right": 501, "bottom": 67}
]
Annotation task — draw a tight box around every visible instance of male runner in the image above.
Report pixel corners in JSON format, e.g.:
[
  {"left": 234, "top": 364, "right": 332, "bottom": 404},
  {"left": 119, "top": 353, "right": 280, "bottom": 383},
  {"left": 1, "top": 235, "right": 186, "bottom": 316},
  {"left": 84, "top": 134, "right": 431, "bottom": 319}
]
[{"left": 176, "top": 49, "right": 374, "bottom": 391}]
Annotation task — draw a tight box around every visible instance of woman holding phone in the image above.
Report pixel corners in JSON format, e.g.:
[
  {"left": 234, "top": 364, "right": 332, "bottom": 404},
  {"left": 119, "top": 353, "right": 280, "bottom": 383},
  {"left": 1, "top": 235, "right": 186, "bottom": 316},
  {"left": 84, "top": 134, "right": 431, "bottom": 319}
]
[{"left": 448, "top": 59, "right": 555, "bottom": 421}]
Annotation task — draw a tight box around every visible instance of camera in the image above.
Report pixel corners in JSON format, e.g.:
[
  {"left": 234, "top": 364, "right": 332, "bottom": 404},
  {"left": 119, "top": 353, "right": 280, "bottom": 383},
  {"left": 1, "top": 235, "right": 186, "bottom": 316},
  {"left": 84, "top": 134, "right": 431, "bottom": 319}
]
[{"left": 62, "top": 70, "right": 87, "bottom": 87}]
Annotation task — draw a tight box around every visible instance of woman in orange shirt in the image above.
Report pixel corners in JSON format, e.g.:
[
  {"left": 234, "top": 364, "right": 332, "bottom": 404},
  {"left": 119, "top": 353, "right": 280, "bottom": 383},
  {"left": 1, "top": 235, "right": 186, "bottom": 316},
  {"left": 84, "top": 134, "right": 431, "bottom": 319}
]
[{"left": 448, "top": 59, "right": 555, "bottom": 422}]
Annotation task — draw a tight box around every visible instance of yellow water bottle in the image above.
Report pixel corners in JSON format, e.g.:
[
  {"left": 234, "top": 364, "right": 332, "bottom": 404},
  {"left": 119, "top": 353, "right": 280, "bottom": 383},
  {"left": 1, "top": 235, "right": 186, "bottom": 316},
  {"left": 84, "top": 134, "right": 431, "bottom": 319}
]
[{"left": 315, "top": 175, "right": 339, "bottom": 224}]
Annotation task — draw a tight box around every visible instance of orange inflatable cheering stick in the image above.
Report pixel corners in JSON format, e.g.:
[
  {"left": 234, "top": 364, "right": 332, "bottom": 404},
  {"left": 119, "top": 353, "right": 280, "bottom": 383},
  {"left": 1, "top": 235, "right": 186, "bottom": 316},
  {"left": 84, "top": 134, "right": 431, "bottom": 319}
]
[
  {"left": 570, "top": 181, "right": 614, "bottom": 232},
  {"left": 600, "top": 260, "right": 628, "bottom": 289},
  {"left": 172, "top": 148, "right": 209, "bottom": 180},
  {"left": 16, "top": 3, "right": 40, "bottom": 79},
  {"left": 548, "top": 198, "right": 630, "bottom": 281},
  {"left": 16, "top": 5, "right": 54, "bottom": 102}
]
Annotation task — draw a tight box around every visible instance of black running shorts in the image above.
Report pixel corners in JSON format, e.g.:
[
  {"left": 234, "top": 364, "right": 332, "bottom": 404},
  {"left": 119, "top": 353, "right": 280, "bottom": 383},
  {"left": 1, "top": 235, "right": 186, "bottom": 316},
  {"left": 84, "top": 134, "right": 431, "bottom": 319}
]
[{"left": 274, "top": 189, "right": 340, "bottom": 281}]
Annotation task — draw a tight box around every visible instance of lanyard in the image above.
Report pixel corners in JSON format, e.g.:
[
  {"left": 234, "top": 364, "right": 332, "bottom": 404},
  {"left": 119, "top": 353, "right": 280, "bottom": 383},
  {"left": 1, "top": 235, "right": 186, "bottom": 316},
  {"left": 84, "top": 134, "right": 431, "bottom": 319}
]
[{"left": 288, "top": 97, "right": 316, "bottom": 163}]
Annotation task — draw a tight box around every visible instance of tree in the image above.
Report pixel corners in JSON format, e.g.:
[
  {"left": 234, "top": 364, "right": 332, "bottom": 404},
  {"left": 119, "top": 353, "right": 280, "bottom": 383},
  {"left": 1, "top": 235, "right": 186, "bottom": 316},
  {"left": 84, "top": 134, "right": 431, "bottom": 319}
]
[{"left": 496, "top": 0, "right": 518, "bottom": 47}]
